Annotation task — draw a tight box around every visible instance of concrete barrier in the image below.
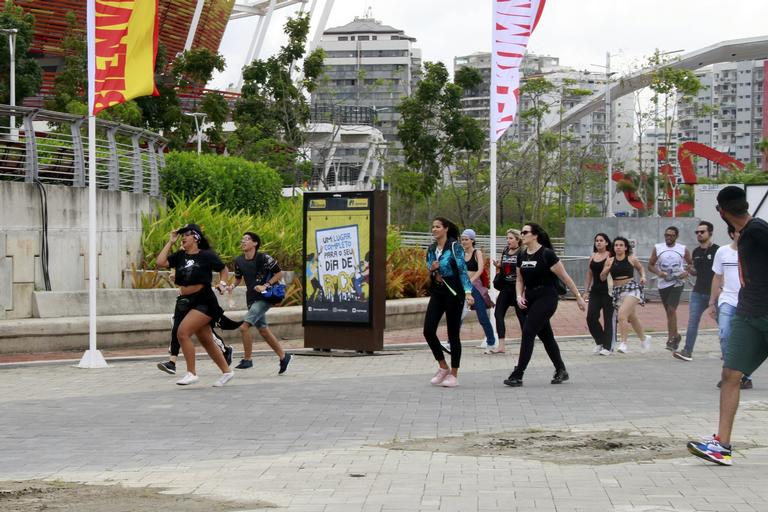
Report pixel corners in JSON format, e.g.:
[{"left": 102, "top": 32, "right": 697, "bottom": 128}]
[{"left": 0, "top": 294, "right": 448, "bottom": 354}]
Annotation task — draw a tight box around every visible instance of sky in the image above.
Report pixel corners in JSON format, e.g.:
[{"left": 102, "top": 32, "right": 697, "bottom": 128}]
[{"left": 211, "top": 0, "right": 768, "bottom": 89}]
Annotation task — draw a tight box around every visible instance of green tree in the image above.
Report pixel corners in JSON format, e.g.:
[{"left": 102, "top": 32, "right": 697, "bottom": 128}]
[
  {"left": 395, "top": 62, "right": 484, "bottom": 224},
  {"left": 0, "top": 0, "right": 42, "bottom": 115},
  {"left": 757, "top": 138, "right": 768, "bottom": 171},
  {"left": 230, "top": 13, "right": 325, "bottom": 186}
]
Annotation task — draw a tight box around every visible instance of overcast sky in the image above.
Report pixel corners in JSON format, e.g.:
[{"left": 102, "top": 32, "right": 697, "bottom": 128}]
[{"left": 211, "top": 0, "right": 768, "bottom": 89}]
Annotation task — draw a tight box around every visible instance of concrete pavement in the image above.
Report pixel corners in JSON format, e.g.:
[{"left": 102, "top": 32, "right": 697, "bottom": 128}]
[{"left": 2, "top": 330, "right": 767, "bottom": 511}]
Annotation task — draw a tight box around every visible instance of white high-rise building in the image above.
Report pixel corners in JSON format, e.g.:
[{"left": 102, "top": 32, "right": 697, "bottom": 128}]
[
  {"left": 678, "top": 60, "right": 767, "bottom": 175},
  {"left": 312, "top": 17, "right": 422, "bottom": 155},
  {"left": 454, "top": 52, "right": 635, "bottom": 166}
]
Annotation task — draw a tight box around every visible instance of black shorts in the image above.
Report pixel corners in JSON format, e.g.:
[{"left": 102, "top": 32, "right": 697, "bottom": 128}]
[
  {"left": 659, "top": 285, "right": 683, "bottom": 308},
  {"left": 174, "top": 286, "right": 223, "bottom": 322}
]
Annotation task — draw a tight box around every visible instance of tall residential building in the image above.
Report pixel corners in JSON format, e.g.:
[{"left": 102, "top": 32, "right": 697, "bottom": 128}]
[
  {"left": 677, "top": 60, "right": 767, "bottom": 175},
  {"left": 454, "top": 52, "right": 635, "bottom": 165},
  {"left": 312, "top": 17, "right": 422, "bottom": 159}
]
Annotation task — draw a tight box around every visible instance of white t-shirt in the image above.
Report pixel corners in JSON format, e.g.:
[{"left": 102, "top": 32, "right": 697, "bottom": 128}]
[
  {"left": 654, "top": 242, "right": 687, "bottom": 289},
  {"left": 712, "top": 245, "right": 740, "bottom": 307}
]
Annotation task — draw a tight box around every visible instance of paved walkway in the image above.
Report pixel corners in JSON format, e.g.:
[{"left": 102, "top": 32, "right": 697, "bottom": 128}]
[{"left": 2, "top": 327, "right": 767, "bottom": 511}]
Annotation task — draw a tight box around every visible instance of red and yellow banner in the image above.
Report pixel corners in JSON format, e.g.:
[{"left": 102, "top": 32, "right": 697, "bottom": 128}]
[{"left": 90, "top": 0, "right": 159, "bottom": 115}]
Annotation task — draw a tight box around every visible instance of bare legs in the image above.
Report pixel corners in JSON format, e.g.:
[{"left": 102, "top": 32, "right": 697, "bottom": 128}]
[{"left": 177, "top": 310, "right": 229, "bottom": 374}]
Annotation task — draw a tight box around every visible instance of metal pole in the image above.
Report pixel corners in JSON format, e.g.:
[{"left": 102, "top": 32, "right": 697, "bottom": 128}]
[
  {"left": 653, "top": 96, "right": 659, "bottom": 217},
  {"left": 490, "top": 141, "right": 497, "bottom": 286},
  {"left": 183, "top": 0, "right": 206, "bottom": 51},
  {"left": 605, "top": 52, "right": 613, "bottom": 218},
  {"left": 2, "top": 29, "right": 18, "bottom": 141}
]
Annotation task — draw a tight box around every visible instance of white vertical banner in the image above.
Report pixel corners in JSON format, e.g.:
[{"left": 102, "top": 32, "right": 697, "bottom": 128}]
[
  {"left": 79, "top": 0, "right": 108, "bottom": 368},
  {"left": 490, "top": 0, "right": 545, "bottom": 143},
  {"left": 489, "top": 0, "right": 545, "bottom": 293}
]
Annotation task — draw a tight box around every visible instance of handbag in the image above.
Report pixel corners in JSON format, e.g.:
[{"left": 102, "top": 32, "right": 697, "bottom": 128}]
[
  {"left": 261, "top": 272, "right": 286, "bottom": 304},
  {"left": 493, "top": 272, "right": 505, "bottom": 291},
  {"left": 555, "top": 277, "right": 568, "bottom": 296}
]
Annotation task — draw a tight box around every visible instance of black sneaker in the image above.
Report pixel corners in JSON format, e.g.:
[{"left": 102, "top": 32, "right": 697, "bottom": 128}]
[
  {"left": 279, "top": 353, "right": 293, "bottom": 375},
  {"left": 673, "top": 349, "right": 693, "bottom": 361},
  {"left": 235, "top": 359, "right": 253, "bottom": 369},
  {"left": 503, "top": 367, "right": 524, "bottom": 387},
  {"left": 741, "top": 377, "right": 753, "bottom": 390},
  {"left": 551, "top": 368, "right": 569, "bottom": 384},
  {"left": 665, "top": 335, "right": 681, "bottom": 351},
  {"left": 223, "top": 345, "right": 233, "bottom": 366},
  {"left": 157, "top": 360, "right": 176, "bottom": 375}
]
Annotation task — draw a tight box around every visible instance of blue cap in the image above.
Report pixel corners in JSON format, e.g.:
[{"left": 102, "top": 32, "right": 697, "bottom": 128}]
[{"left": 461, "top": 229, "right": 476, "bottom": 240}]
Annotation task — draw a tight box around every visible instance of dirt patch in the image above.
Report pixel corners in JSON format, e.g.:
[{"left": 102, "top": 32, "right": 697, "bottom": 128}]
[
  {"left": 0, "top": 480, "right": 275, "bottom": 512},
  {"left": 382, "top": 429, "right": 697, "bottom": 465}
]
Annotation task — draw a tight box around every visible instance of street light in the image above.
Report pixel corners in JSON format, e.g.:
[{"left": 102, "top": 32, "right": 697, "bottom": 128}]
[
  {"left": 590, "top": 52, "right": 619, "bottom": 217},
  {"left": 184, "top": 112, "right": 207, "bottom": 155},
  {"left": 0, "top": 28, "right": 18, "bottom": 141}
]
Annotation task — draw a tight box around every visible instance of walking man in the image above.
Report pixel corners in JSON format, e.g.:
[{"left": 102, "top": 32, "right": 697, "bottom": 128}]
[
  {"left": 687, "top": 186, "right": 768, "bottom": 465},
  {"left": 673, "top": 221, "right": 718, "bottom": 361},
  {"left": 648, "top": 226, "right": 692, "bottom": 351},
  {"left": 230, "top": 232, "right": 293, "bottom": 374}
]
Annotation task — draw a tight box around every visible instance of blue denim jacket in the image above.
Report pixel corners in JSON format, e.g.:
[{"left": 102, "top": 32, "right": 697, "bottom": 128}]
[{"left": 426, "top": 239, "right": 472, "bottom": 294}]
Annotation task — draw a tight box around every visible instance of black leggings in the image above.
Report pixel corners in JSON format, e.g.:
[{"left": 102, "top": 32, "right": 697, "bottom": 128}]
[
  {"left": 423, "top": 291, "right": 465, "bottom": 368},
  {"left": 586, "top": 290, "right": 613, "bottom": 350},
  {"left": 495, "top": 285, "right": 525, "bottom": 338},
  {"left": 514, "top": 290, "right": 565, "bottom": 374}
]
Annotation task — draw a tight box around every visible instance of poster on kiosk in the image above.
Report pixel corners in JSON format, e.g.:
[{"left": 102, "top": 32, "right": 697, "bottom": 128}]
[{"left": 303, "top": 192, "right": 374, "bottom": 326}]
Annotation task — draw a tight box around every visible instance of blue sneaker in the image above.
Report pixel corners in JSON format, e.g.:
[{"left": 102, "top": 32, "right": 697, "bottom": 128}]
[{"left": 687, "top": 435, "right": 732, "bottom": 466}]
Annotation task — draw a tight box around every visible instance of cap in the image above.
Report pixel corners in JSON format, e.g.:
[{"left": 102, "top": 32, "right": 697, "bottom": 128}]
[
  {"left": 461, "top": 228, "right": 476, "bottom": 240},
  {"left": 176, "top": 223, "right": 203, "bottom": 240}
]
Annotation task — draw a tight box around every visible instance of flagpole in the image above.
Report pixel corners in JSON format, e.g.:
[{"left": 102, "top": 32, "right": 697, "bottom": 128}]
[
  {"left": 79, "top": 0, "right": 107, "bottom": 368},
  {"left": 489, "top": 141, "right": 497, "bottom": 290}
]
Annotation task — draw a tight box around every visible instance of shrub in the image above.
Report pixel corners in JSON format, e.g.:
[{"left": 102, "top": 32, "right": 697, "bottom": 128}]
[{"left": 160, "top": 151, "right": 282, "bottom": 215}]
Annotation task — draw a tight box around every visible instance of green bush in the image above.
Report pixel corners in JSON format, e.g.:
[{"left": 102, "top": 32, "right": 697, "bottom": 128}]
[{"left": 160, "top": 151, "right": 282, "bottom": 215}]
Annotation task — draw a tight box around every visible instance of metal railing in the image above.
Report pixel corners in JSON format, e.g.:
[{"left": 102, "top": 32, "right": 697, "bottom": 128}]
[
  {"left": 0, "top": 105, "right": 166, "bottom": 195},
  {"left": 400, "top": 231, "right": 566, "bottom": 255}
]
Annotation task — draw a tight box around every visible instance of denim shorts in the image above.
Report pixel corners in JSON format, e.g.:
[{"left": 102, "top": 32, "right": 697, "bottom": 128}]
[{"left": 244, "top": 300, "right": 271, "bottom": 328}]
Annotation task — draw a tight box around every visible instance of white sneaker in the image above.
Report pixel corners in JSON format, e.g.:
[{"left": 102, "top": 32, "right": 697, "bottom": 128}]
[
  {"left": 478, "top": 340, "right": 488, "bottom": 349},
  {"left": 212, "top": 371, "right": 235, "bottom": 387},
  {"left": 593, "top": 345, "right": 603, "bottom": 355},
  {"left": 598, "top": 348, "right": 611, "bottom": 356},
  {"left": 176, "top": 372, "right": 199, "bottom": 386},
  {"left": 641, "top": 335, "right": 652, "bottom": 353},
  {"left": 617, "top": 342, "right": 628, "bottom": 354}
]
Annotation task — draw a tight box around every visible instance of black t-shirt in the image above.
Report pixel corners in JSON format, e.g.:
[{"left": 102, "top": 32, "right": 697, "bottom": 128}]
[
  {"left": 234, "top": 252, "right": 281, "bottom": 305},
  {"left": 692, "top": 243, "right": 719, "bottom": 294},
  {"left": 499, "top": 248, "right": 519, "bottom": 286},
  {"left": 736, "top": 218, "right": 768, "bottom": 316},
  {"left": 517, "top": 246, "right": 560, "bottom": 291},
  {"left": 167, "top": 250, "right": 225, "bottom": 286}
]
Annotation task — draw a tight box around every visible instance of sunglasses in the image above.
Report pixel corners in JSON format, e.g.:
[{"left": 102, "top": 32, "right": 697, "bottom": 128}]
[
  {"left": 695, "top": 230, "right": 707, "bottom": 234},
  {"left": 520, "top": 230, "right": 531, "bottom": 235}
]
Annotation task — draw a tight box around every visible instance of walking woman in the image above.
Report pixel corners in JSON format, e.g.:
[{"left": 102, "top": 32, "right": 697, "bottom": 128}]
[
  {"left": 459, "top": 228, "right": 497, "bottom": 351},
  {"left": 600, "top": 236, "right": 651, "bottom": 354},
  {"left": 424, "top": 216, "right": 474, "bottom": 388},
  {"left": 156, "top": 223, "right": 234, "bottom": 387},
  {"left": 492, "top": 228, "right": 524, "bottom": 354},
  {"left": 584, "top": 233, "right": 613, "bottom": 356},
  {"left": 503, "top": 223, "right": 586, "bottom": 387}
]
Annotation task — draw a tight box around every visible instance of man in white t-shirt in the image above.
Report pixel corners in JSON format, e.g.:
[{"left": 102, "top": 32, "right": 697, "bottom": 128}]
[
  {"left": 648, "top": 226, "right": 692, "bottom": 350},
  {"left": 708, "top": 225, "right": 751, "bottom": 389}
]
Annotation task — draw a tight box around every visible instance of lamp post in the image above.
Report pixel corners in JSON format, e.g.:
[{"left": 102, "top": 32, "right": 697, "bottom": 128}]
[
  {"left": 591, "top": 53, "right": 619, "bottom": 217},
  {"left": 0, "top": 28, "right": 18, "bottom": 141},
  {"left": 184, "top": 112, "right": 207, "bottom": 155}
]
